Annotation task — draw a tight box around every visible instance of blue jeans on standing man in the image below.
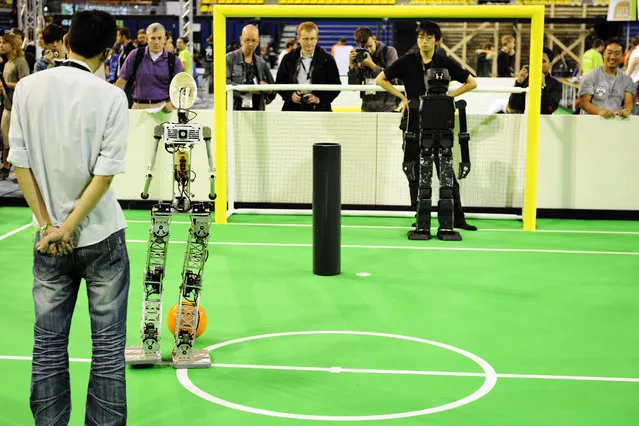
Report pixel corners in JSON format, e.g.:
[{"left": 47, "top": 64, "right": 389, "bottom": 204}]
[{"left": 30, "top": 229, "right": 130, "bottom": 426}]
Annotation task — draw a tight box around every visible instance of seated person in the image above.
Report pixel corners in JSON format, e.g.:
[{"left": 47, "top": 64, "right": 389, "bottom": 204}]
[{"left": 507, "top": 47, "right": 561, "bottom": 114}]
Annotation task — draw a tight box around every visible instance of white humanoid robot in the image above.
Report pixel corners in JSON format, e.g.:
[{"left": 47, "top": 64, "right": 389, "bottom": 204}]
[{"left": 125, "top": 73, "right": 216, "bottom": 368}]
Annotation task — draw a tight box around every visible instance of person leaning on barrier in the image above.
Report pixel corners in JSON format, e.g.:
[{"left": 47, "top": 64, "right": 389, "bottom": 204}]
[
  {"left": 376, "top": 21, "right": 478, "bottom": 231},
  {"left": 226, "top": 24, "right": 275, "bottom": 111},
  {"left": 276, "top": 21, "right": 341, "bottom": 111},
  {"left": 347, "top": 26, "right": 399, "bottom": 112},
  {"left": 507, "top": 47, "right": 561, "bottom": 115},
  {"left": 578, "top": 37, "right": 635, "bottom": 119}
]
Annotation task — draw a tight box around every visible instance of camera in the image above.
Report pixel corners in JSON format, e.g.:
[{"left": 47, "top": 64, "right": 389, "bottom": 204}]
[
  {"left": 301, "top": 95, "right": 311, "bottom": 106},
  {"left": 354, "top": 48, "right": 368, "bottom": 62}
]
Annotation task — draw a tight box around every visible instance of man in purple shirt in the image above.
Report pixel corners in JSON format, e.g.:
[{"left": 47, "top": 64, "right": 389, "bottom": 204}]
[{"left": 115, "top": 22, "right": 183, "bottom": 111}]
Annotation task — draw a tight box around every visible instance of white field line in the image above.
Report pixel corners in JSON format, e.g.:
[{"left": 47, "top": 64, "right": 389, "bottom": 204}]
[
  {"left": 0, "top": 223, "right": 31, "bottom": 241},
  {"left": 124, "top": 239, "right": 639, "bottom": 256},
  {"left": 2, "top": 355, "right": 636, "bottom": 384},
  {"left": 211, "top": 363, "right": 639, "bottom": 383},
  {"left": 125, "top": 220, "right": 639, "bottom": 235}
]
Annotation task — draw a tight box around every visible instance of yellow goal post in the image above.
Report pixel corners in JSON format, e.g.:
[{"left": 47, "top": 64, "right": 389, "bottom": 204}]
[{"left": 213, "top": 5, "right": 545, "bottom": 231}]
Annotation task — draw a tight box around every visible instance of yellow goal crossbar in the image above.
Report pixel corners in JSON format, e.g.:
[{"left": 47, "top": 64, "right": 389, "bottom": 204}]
[{"left": 213, "top": 5, "right": 545, "bottom": 230}]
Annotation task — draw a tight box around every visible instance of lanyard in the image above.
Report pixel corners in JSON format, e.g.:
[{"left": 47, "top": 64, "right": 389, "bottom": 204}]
[
  {"left": 300, "top": 58, "right": 313, "bottom": 81},
  {"left": 61, "top": 61, "right": 92, "bottom": 73}
]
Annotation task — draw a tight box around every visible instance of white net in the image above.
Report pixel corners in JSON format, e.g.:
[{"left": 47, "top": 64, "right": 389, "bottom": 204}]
[{"left": 227, "top": 84, "right": 528, "bottom": 215}]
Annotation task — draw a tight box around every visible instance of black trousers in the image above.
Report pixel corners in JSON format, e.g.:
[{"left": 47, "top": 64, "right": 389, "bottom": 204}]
[{"left": 406, "top": 145, "right": 467, "bottom": 225}]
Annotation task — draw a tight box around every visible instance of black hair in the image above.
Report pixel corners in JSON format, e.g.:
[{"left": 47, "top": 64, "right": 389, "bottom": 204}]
[
  {"left": 68, "top": 11, "right": 117, "bottom": 59},
  {"left": 42, "top": 23, "right": 64, "bottom": 44},
  {"left": 354, "top": 26, "right": 374, "bottom": 45},
  {"left": 603, "top": 37, "right": 625, "bottom": 53},
  {"left": 416, "top": 21, "right": 442, "bottom": 41},
  {"left": 118, "top": 26, "right": 130, "bottom": 40},
  {"left": 592, "top": 39, "right": 604, "bottom": 49},
  {"left": 543, "top": 47, "right": 554, "bottom": 63}
]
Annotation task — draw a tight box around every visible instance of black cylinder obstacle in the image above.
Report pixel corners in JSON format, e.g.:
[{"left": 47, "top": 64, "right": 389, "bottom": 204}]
[{"left": 313, "top": 143, "right": 341, "bottom": 276}]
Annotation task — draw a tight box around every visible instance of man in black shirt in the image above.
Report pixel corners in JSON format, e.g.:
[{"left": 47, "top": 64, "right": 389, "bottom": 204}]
[
  {"left": 507, "top": 47, "right": 561, "bottom": 115},
  {"left": 376, "top": 21, "right": 478, "bottom": 231}
]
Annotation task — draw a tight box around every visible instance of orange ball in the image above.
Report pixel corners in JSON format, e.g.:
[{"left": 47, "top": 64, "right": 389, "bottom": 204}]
[{"left": 167, "top": 303, "right": 208, "bottom": 338}]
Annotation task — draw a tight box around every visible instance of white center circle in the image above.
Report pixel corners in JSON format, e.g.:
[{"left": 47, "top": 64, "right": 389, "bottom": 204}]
[{"left": 176, "top": 331, "right": 497, "bottom": 421}]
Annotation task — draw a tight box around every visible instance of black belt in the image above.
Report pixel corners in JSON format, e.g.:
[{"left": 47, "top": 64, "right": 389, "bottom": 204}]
[{"left": 133, "top": 98, "right": 169, "bottom": 104}]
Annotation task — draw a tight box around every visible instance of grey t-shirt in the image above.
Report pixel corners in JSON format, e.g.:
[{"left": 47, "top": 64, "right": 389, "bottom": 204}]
[
  {"left": 578, "top": 66, "right": 635, "bottom": 114},
  {"left": 3, "top": 56, "right": 30, "bottom": 110}
]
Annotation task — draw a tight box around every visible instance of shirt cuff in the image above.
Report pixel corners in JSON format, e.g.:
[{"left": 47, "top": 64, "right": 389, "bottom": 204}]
[
  {"left": 7, "top": 146, "right": 29, "bottom": 168},
  {"left": 93, "top": 155, "right": 125, "bottom": 176}
]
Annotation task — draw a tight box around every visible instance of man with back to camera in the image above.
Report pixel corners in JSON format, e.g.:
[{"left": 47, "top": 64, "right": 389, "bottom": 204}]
[
  {"left": 376, "top": 21, "right": 478, "bottom": 231},
  {"left": 578, "top": 37, "right": 635, "bottom": 119},
  {"left": 226, "top": 24, "right": 275, "bottom": 110},
  {"left": 276, "top": 21, "right": 341, "bottom": 111},
  {"left": 8, "top": 10, "right": 130, "bottom": 425},
  {"left": 347, "top": 26, "right": 399, "bottom": 112},
  {"left": 115, "top": 22, "right": 183, "bottom": 111}
]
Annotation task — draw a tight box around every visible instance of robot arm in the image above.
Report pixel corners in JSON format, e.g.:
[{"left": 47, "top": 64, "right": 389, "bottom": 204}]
[
  {"left": 202, "top": 126, "right": 216, "bottom": 200},
  {"left": 402, "top": 98, "right": 421, "bottom": 181},
  {"left": 141, "top": 125, "right": 164, "bottom": 199},
  {"left": 455, "top": 100, "right": 471, "bottom": 179}
]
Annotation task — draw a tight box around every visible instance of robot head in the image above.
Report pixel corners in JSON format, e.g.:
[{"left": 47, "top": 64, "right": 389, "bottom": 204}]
[{"left": 425, "top": 68, "right": 450, "bottom": 95}]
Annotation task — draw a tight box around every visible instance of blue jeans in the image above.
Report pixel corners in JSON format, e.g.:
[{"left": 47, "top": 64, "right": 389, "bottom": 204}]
[{"left": 30, "top": 229, "right": 130, "bottom": 426}]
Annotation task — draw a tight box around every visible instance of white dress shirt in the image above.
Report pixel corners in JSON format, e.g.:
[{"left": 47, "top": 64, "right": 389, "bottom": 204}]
[{"left": 8, "top": 59, "right": 129, "bottom": 247}]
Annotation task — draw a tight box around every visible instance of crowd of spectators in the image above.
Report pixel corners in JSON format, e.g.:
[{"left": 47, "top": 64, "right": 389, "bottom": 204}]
[{"left": 0, "top": 19, "right": 638, "bottom": 184}]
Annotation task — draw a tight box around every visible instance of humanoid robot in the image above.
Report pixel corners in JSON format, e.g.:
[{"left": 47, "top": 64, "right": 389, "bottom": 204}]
[
  {"left": 403, "top": 68, "right": 471, "bottom": 241},
  {"left": 125, "top": 73, "right": 216, "bottom": 368}
]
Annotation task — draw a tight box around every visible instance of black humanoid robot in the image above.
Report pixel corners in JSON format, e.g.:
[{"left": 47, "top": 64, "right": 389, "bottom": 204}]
[{"left": 403, "top": 68, "right": 471, "bottom": 241}]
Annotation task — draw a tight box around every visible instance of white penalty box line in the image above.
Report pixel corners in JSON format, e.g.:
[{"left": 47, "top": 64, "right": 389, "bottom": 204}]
[{"left": 1, "top": 356, "right": 637, "bottom": 384}]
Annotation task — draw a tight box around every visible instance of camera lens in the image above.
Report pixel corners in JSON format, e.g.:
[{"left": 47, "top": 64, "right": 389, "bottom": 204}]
[{"left": 178, "top": 129, "right": 188, "bottom": 139}]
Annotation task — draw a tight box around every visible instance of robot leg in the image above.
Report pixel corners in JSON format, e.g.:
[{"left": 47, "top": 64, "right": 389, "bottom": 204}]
[
  {"left": 172, "top": 202, "right": 212, "bottom": 368},
  {"left": 436, "top": 131, "right": 462, "bottom": 241},
  {"left": 408, "top": 130, "right": 434, "bottom": 241},
  {"left": 125, "top": 203, "right": 173, "bottom": 365}
]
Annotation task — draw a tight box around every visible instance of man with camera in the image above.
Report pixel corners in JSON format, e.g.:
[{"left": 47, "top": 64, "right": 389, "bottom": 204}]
[
  {"left": 276, "top": 21, "right": 341, "bottom": 111},
  {"left": 347, "top": 26, "right": 399, "bottom": 112}
]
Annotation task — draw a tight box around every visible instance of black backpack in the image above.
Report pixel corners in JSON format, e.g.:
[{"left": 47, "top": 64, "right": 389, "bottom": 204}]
[{"left": 125, "top": 47, "right": 177, "bottom": 107}]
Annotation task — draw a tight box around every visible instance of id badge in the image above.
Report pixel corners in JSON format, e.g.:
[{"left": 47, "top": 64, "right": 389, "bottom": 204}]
[
  {"left": 241, "top": 93, "right": 253, "bottom": 109},
  {"left": 365, "top": 78, "right": 377, "bottom": 95}
]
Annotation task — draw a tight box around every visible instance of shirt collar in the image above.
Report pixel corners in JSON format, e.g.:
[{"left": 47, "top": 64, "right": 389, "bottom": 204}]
[
  {"left": 64, "top": 59, "right": 92, "bottom": 72},
  {"left": 145, "top": 46, "right": 168, "bottom": 58}
]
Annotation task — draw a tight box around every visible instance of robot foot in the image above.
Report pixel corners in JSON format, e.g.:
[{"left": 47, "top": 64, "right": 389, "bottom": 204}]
[
  {"left": 125, "top": 346, "right": 162, "bottom": 366},
  {"left": 172, "top": 349, "right": 212, "bottom": 369},
  {"left": 408, "top": 230, "right": 432, "bottom": 240},
  {"left": 437, "top": 229, "right": 462, "bottom": 241}
]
